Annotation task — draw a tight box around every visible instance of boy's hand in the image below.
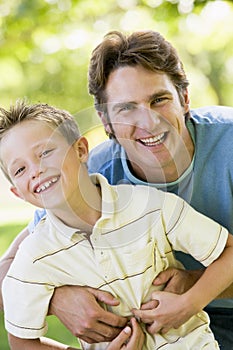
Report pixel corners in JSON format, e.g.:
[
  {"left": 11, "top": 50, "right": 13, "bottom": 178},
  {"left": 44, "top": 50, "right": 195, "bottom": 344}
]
[
  {"left": 107, "top": 318, "right": 144, "bottom": 350},
  {"left": 49, "top": 285, "right": 127, "bottom": 343}
]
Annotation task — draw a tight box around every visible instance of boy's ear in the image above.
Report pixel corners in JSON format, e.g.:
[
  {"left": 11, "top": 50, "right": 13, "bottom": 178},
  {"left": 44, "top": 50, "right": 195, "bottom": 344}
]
[
  {"left": 98, "top": 111, "right": 112, "bottom": 135},
  {"left": 74, "top": 137, "right": 89, "bottom": 162},
  {"left": 10, "top": 186, "right": 24, "bottom": 200}
]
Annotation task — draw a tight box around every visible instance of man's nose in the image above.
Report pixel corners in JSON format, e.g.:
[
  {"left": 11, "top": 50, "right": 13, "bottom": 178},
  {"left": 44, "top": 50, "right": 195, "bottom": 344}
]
[{"left": 136, "top": 106, "right": 160, "bottom": 131}]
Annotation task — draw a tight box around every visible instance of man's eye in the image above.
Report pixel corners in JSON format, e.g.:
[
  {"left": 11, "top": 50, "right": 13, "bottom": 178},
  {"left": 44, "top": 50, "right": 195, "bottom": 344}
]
[
  {"left": 152, "top": 97, "right": 167, "bottom": 105},
  {"left": 118, "top": 104, "right": 135, "bottom": 113}
]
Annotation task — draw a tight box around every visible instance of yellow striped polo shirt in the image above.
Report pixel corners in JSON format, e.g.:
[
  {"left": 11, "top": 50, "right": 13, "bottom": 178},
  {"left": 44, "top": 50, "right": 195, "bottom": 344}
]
[{"left": 3, "top": 174, "right": 225, "bottom": 349}]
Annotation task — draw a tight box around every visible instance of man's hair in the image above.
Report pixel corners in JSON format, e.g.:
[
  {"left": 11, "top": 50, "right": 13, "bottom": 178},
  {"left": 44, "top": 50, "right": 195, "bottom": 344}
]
[
  {"left": 88, "top": 30, "right": 189, "bottom": 112},
  {"left": 0, "top": 99, "right": 80, "bottom": 182}
]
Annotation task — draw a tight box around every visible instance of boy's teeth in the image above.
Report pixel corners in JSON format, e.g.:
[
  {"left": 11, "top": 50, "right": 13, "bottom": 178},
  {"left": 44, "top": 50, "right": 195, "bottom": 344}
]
[{"left": 36, "top": 177, "right": 58, "bottom": 193}]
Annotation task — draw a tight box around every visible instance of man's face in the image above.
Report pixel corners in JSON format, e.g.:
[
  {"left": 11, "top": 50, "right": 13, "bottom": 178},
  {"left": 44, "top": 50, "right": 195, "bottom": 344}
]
[
  {"left": 103, "top": 65, "right": 193, "bottom": 183},
  {"left": 1, "top": 120, "right": 85, "bottom": 209}
]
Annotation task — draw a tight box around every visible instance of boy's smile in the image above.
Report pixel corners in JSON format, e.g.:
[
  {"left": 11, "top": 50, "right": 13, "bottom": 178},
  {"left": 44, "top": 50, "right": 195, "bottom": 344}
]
[
  {"left": 33, "top": 175, "right": 60, "bottom": 194},
  {"left": 1, "top": 119, "right": 82, "bottom": 210}
]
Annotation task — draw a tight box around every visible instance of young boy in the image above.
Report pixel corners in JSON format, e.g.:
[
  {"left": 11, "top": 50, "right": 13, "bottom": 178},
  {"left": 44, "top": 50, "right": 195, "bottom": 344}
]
[{"left": 1, "top": 100, "right": 233, "bottom": 350}]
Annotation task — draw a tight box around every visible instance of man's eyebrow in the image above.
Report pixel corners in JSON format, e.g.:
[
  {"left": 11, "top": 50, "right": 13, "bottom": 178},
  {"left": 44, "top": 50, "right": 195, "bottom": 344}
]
[
  {"left": 149, "top": 90, "right": 172, "bottom": 100},
  {"left": 111, "top": 90, "right": 172, "bottom": 112}
]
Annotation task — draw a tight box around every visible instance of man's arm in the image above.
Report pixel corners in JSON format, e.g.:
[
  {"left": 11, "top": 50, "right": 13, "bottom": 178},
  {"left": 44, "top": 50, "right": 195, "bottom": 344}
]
[
  {"left": 0, "top": 227, "right": 29, "bottom": 310},
  {"left": 8, "top": 334, "right": 78, "bottom": 350},
  {"left": 49, "top": 285, "right": 127, "bottom": 343},
  {"left": 8, "top": 319, "right": 144, "bottom": 350},
  {"left": 133, "top": 234, "right": 233, "bottom": 333},
  {"left": 152, "top": 266, "right": 233, "bottom": 298}
]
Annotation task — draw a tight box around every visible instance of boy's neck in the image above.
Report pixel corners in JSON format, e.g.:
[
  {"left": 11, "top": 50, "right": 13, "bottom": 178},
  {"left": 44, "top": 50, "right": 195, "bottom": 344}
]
[{"left": 49, "top": 183, "right": 102, "bottom": 233}]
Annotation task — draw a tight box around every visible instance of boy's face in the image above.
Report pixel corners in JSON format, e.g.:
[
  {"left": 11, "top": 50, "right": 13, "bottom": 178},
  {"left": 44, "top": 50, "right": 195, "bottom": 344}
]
[
  {"left": 0, "top": 120, "right": 88, "bottom": 209},
  {"left": 100, "top": 65, "right": 193, "bottom": 182}
]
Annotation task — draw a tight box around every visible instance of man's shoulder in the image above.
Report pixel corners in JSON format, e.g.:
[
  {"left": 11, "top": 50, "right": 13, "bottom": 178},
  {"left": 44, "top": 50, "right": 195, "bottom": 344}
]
[
  {"left": 89, "top": 139, "right": 122, "bottom": 158},
  {"left": 191, "top": 105, "right": 233, "bottom": 124},
  {"left": 88, "top": 139, "right": 123, "bottom": 175}
]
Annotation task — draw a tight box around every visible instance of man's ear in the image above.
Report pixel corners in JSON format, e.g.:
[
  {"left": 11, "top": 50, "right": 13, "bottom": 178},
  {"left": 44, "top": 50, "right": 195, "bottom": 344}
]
[
  {"left": 97, "top": 111, "right": 112, "bottom": 135},
  {"left": 183, "top": 88, "right": 190, "bottom": 113},
  {"left": 74, "top": 137, "right": 89, "bottom": 163},
  {"left": 10, "top": 186, "right": 24, "bottom": 200}
]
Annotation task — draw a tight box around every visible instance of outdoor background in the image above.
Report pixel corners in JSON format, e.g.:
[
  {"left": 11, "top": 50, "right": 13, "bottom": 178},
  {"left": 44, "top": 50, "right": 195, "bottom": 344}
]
[{"left": 0, "top": 0, "right": 233, "bottom": 348}]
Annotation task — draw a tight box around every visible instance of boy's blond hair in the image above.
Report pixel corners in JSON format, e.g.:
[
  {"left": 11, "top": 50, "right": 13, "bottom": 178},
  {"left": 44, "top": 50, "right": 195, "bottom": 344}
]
[{"left": 0, "top": 99, "right": 80, "bottom": 183}]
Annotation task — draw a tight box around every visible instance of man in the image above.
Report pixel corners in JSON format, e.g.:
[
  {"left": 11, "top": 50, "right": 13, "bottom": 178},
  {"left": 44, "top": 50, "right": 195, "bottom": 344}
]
[{"left": 1, "top": 30, "right": 233, "bottom": 349}]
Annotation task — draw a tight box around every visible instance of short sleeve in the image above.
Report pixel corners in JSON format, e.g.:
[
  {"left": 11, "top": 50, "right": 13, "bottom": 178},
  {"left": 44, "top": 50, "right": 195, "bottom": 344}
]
[{"left": 162, "top": 192, "right": 228, "bottom": 266}]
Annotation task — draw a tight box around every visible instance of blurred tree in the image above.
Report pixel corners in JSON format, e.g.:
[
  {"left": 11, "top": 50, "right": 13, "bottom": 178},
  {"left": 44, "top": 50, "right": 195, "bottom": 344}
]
[{"left": 0, "top": 0, "right": 232, "bottom": 134}]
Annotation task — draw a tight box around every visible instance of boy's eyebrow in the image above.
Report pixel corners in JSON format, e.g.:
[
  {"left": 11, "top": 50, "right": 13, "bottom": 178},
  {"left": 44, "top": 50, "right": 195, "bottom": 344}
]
[
  {"left": 7, "top": 156, "right": 25, "bottom": 170},
  {"left": 7, "top": 141, "right": 49, "bottom": 169}
]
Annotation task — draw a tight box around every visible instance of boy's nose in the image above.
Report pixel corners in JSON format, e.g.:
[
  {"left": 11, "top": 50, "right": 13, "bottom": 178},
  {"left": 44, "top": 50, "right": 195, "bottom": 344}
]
[{"left": 30, "top": 163, "right": 44, "bottom": 179}]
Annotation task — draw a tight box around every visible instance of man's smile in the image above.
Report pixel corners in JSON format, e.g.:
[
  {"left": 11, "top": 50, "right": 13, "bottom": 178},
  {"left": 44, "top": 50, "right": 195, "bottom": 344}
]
[{"left": 137, "top": 132, "right": 167, "bottom": 146}]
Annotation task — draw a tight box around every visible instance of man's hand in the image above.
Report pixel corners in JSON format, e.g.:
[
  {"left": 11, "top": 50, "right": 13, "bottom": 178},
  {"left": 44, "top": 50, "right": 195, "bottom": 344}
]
[
  {"left": 152, "top": 267, "right": 204, "bottom": 294},
  {"left": 131, "top": 268, "right": 204, "bottom": 334},
  {"left": 132, "top": 291, "right": 196, "bottom": 335},
  {"left": 49, "top": 285, "right": 127, "bottom": 343}
]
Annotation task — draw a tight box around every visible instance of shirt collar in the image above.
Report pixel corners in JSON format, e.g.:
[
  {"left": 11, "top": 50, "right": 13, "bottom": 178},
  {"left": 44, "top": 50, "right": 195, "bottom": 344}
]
[
  {"left": 46, "top": 174, "right": 115, "bottom": 239},
  {"left": 46, "top": 210, "right": 81, "bottom": 240}
]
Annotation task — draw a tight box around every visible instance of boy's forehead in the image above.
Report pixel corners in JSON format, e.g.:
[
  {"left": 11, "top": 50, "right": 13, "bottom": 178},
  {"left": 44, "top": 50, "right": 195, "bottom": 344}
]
[{"left": 1, "top": 120, "right": 63, "bottom": 160}]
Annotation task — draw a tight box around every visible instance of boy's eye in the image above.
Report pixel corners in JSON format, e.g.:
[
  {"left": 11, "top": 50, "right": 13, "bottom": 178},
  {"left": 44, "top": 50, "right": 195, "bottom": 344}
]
[
  {"left": 14, "top": 166, "right": 25, "bottom": 176},
  {"left": 40, "top": 149, "right": 53, "bottom": 158}
]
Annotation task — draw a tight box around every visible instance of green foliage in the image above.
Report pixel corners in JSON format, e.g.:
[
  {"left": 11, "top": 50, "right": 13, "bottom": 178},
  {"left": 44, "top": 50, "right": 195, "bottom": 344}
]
[
  {"left": 0, "top": 0, "right": 232, "bottom": 135},
  {"left": 0, "top": 223, "right": 26, "bottom": 255},
  {"left": 0, "top": 1, "right": 233, "bottom": 346}
]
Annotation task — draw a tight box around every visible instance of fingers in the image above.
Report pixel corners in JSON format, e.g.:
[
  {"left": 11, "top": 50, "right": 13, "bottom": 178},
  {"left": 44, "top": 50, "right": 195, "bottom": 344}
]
[
  {"left": 107, "top": 326, "right": 132, "bottom": 349},
  {"left": 127, "top": 318, "right": 145, "bottom": 349},
  {"left": 77, "top": 323, "right": 123, "bottom": 343},
  {"left": 98, "top": 308, "right": 128, "bottom": 329},
  {"left": 51, "top": 285, "right": 127, "bottom": 343},
  {"left": 152, "top": 268, "right": 175, "bottom": 286},
  {"left": 140, "top": 299, "right": 159, "bottom": 310},
  {"left": 88, "top": 287, "right": 120, "bottom": 306},
  {"left": 106, "top": 318, "right": 145, "bottom": 350},
  {"left": 132, "top": 308, "right": 155, "bottom": 324}
]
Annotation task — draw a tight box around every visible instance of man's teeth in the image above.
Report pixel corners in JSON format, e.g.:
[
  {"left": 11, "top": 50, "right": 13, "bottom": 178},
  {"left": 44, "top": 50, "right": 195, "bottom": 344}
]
[
  {"left": 36, "top": 177, "right": 59, "bottom": 193},
  {"left": 140, "top": 133, "right": 165, "bottom": 146}
]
